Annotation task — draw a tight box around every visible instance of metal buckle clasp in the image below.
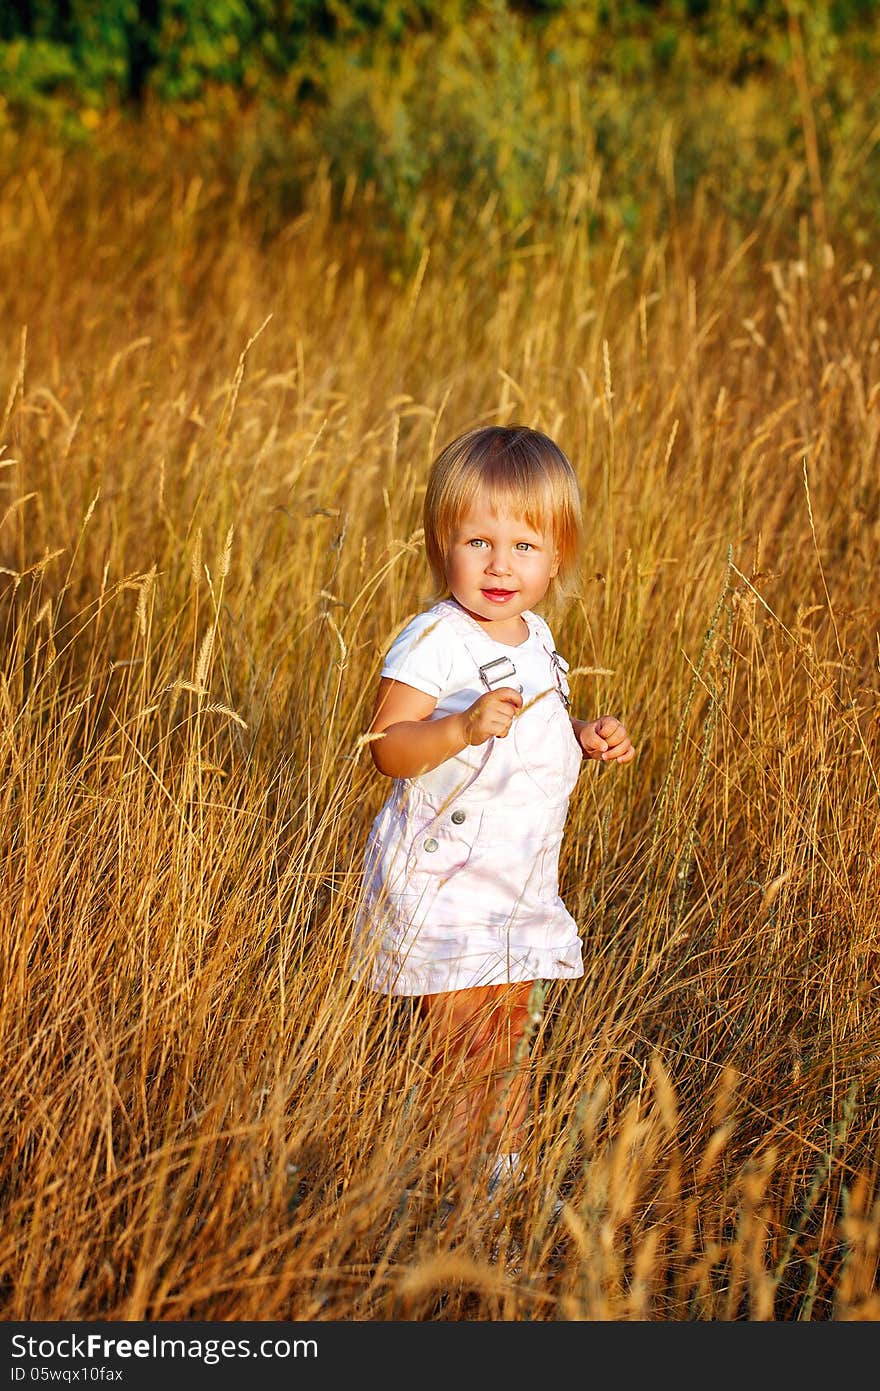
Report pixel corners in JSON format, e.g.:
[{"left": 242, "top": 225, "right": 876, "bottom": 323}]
[
  {"left": 478, "top": 656, "right": 521, "bottom": 692},
  {"left": 549, "top": 649, "right": 571, "bottom": 708}
]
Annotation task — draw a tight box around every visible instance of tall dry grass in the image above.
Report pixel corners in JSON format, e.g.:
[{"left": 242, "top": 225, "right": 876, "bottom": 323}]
[{"left": 0, "top": 114, "right": 878, "bottom": 1320}]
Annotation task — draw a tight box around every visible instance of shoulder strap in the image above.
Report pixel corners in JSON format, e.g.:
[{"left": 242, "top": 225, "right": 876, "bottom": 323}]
[
  {"left": 432, "top": 599, "right": 507, "bottom": 675},
  {"left": 527, "top": 608, "right": 554, "bottom": 645}
]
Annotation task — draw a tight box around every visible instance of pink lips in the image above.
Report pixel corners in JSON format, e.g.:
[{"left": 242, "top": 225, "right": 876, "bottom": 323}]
[{"left": 482, "top": 589, "right": 515, "bottom": 602}]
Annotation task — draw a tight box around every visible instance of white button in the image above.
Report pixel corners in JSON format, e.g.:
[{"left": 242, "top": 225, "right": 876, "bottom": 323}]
[
  {"left": 451, "top": 810, "right": 466, "bottom": 824},
  {"left": 423, "top": 837, "right": 438, "bottom": 853}
]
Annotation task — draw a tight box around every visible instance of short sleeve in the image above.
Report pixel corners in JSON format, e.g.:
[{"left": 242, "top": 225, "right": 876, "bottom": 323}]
[{"left": 380, "top": 610, "right": 452, "bottom": 699}]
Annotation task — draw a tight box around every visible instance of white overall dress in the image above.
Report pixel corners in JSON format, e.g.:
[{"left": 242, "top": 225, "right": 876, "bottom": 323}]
[{"left": 351, "top": 598, "right": 585, "bottom": 996}]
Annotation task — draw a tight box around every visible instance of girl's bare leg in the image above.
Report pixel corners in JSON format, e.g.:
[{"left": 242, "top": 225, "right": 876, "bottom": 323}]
[{"left": 418, "top": 980, "right": 536, "bottom": 1182}]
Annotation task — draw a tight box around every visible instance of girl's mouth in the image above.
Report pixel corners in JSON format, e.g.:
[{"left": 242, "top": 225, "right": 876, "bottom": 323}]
[{"left": 482, "top": 589, "right": 515, "bottom": 603}]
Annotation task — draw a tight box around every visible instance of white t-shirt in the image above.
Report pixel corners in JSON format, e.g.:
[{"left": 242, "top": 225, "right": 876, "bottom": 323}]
[
  {"left": 381, "top": 607, "right": 477, "bottom": 702},
  {"left": 378, "top": 599, "right": 566, "bottom": 807}
]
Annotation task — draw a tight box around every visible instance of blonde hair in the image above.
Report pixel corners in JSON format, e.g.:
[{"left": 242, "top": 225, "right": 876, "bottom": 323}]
[{"left": 423, "top": 425, "right": 583, "bottom": 605}]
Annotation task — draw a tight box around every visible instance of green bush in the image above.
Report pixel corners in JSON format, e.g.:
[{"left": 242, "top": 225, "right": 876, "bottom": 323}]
[{"left": 2, "top": 1, "right": 880, "bottom": 262}]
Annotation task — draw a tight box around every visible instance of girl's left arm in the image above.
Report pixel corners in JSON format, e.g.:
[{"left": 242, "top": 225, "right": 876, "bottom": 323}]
[{"left": 572, "top": 714, "right": 635, "bottom": 764}]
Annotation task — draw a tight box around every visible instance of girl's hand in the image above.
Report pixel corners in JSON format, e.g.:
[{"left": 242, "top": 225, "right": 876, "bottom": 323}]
[
  {"left": 461, "top": 688, "right": 523, "bottom": 746},
  {"left": 578, "top": 715, "right": 635, "bottom": 763}
]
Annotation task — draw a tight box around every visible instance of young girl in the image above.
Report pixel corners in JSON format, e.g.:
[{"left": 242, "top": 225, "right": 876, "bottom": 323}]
[{"left": 351, "top": 425, "right": 634, "bottom": 1196}]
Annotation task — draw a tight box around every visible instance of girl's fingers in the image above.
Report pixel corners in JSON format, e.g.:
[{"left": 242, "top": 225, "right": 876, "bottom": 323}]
[
  {"left": 599, "top": 718, "right": 631, "bottom": 749},
  {"left": 595, "top": 715, "right": 620, "bottom": 738},
  {"left": 495, "top": 688, "right": 523, "bottom": 711},
  {"left": 580, "top": 723, "right": 608, "bottom": 753},
  {"left": 603, "top": 743, "right": 634, "bottom": 762}
]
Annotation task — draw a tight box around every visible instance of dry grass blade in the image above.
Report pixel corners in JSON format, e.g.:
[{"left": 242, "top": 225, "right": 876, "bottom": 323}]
[{"left": 0, "top": 115, "right": 878, "bottom": 1323}]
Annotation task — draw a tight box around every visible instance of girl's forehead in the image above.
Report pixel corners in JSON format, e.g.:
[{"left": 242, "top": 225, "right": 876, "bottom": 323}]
[{"left": 454, "top": 493, "right": 549, "bottom": 534}]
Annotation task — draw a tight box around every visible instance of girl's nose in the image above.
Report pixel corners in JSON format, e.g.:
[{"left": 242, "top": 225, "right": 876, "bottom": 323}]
[{"left": 487, "top": 553, "right": 512, "bottom": 575}]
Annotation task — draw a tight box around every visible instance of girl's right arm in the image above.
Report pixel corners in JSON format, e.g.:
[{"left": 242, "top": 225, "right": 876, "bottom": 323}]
[{"left": 369, "top": 678, "right": 522, "bottom": 779}]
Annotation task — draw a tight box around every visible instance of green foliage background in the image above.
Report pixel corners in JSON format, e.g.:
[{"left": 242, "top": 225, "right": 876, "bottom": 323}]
[{"left": 2, "top": 1, "right": 880, "bottom": 261}]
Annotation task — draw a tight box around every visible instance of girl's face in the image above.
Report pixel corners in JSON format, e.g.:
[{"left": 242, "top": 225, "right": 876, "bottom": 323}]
[{"left": 445, "top": 492, "right": 559, "bottom": 635}]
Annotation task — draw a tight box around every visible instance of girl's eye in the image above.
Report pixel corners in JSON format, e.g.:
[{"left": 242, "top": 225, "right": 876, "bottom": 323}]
[
  {"left": 467, "top": 538, "right": 488, "bottom": 548},
  {"left": 515, "top": 542, "right": 533, "bottom": 552}
]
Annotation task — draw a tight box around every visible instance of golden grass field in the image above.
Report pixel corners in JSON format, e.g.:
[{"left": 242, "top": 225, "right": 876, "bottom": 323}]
[{"left": 1, "top": 111, "right": 878, "bottom": 1321}]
